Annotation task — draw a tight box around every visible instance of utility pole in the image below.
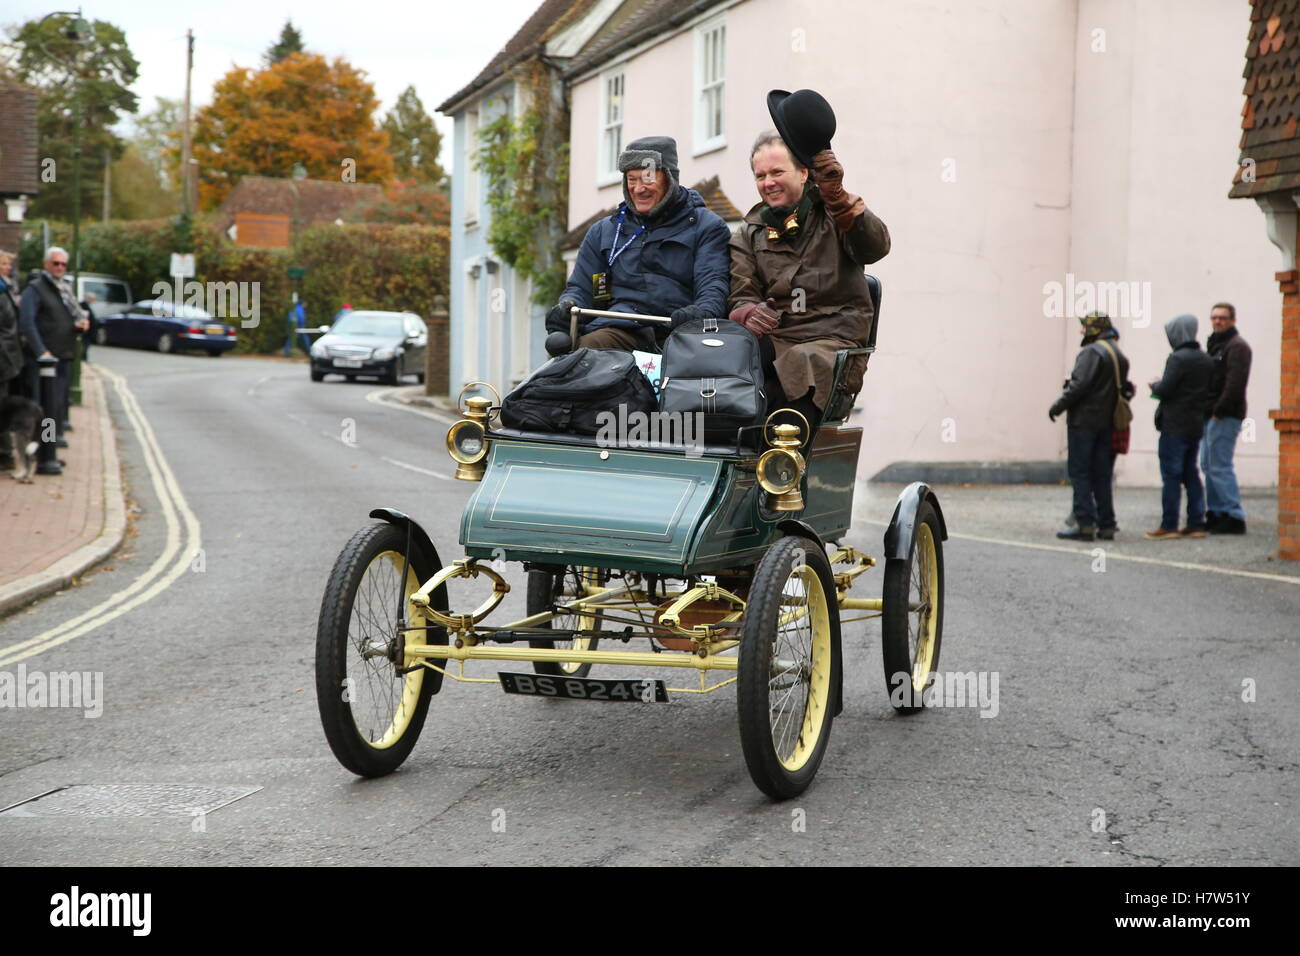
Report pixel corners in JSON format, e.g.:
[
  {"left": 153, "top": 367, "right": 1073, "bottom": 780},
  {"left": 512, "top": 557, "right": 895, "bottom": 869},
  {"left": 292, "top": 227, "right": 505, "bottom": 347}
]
[
  {"left": 181, "top": 28, "right": 194, "bottom": 214},
  {"left": 102, "top": 146, "right": 110, "bottom": 220}
]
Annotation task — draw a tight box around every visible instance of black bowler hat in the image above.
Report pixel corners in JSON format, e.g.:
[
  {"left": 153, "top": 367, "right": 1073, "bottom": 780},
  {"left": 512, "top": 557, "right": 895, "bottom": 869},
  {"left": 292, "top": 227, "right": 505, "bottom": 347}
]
[{"left": 766, "top": 89, "right": 836, "bottom": 169}]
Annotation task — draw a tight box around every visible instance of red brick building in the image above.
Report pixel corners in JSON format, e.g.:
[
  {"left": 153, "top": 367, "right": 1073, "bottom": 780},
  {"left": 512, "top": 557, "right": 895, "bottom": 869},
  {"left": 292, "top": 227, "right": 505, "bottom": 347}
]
[
  {"left": 1231, "top": 0, "right": 1300, "bottom": 560},
  {"left": 0, "top": 81, "right": 40, "bottom": 255},
  {"left": 216, "top": 176, "right": 382, "bottom": 248}
]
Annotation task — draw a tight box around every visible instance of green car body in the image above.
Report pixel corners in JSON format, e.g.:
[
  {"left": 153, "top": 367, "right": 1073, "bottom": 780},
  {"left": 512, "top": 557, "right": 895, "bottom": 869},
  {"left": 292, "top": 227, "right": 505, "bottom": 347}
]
[{"left": 460, "top": 426, "right": 863, "bottom": 576}]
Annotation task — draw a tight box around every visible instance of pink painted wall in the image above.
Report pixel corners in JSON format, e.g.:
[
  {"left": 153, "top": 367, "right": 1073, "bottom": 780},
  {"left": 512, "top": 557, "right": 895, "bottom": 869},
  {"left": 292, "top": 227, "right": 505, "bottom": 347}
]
[{"left": 565, "top": 0, "right": 1278, "bottom": 485}]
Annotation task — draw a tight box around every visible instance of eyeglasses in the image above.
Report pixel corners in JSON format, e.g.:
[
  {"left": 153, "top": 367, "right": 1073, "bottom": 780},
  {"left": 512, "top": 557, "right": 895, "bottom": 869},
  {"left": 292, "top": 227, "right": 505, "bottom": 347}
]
[{"left": 49, "top": 261, "right": 68, "bottom": 267}]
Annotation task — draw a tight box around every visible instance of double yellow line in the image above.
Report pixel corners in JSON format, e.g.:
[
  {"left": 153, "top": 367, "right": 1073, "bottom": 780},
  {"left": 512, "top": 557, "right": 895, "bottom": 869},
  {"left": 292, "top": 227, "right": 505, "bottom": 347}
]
[{"left": 0, "top": 367, "right": 202, "bottom": 667}]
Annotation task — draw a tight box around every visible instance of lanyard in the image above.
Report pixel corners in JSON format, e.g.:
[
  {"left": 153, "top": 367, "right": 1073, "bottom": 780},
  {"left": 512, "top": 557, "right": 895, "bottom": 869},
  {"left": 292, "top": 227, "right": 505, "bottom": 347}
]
[{"left": 607, "top": 208, "right": 646, "bottom": 268}]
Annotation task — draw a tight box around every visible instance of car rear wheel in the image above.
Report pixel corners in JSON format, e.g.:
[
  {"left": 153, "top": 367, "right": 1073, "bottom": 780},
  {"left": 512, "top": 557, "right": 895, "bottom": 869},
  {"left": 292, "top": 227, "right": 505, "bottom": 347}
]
[
  {"left": 94, "top": 326, "right": 109, "bottom": 346},
  {"left": 156, "top": 332, "right": 173, "bottom": 353}
]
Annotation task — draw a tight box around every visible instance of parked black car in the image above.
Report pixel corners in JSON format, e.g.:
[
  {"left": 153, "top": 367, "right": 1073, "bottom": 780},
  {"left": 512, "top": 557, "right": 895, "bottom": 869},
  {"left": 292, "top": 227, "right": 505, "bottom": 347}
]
[
  {"left": 309, "top": 310, "right": 427, "bottom": 384},
  {"left": 94, "top": 299, "right": 238, "bottom": 356}
]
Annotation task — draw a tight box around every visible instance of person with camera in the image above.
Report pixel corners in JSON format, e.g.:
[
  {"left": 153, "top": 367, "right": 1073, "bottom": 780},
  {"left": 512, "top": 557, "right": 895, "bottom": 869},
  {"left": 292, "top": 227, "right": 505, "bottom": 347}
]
[
  {"left": 545, "top": 136, "right": 730, "bottom": 354},
  {"left": 1049, "top": 312, "right": 1134, "bottom": 541}
]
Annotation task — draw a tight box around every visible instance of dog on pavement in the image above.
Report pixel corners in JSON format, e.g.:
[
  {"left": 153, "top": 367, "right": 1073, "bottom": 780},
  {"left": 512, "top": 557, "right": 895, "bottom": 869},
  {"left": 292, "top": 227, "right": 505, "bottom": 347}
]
[{"left": 1, "top": 396, "right": 44, "bottom": 483}]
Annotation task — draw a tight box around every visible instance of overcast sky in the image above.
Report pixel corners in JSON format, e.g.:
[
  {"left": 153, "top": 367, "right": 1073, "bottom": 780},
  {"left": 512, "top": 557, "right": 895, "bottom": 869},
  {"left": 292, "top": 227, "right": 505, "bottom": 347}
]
[{"left": 5, "top": 0, "right": 546, "bottom": 166}]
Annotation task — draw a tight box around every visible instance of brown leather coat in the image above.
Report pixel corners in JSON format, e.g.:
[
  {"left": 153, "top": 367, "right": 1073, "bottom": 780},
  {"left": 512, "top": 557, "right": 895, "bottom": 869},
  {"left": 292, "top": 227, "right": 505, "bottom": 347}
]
[{"left": 729, "top": 187, "right": 890, "bottom": 409}]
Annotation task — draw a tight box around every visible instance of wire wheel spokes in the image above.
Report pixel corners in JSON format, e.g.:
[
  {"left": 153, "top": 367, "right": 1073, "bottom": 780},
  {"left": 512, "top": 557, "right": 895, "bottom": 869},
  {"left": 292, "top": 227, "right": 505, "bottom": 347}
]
[
  {"left": 551, "top": 567, "right": 598, "bottom": 673},
  {"left": 769, "top": 567, "right": 815, "bottom": 766},
  {"left": 907, "top": 524, "right": 938, "bottom": 692},
  {"left": 346, "top": 550, "right": 423, "bottom": 747}
]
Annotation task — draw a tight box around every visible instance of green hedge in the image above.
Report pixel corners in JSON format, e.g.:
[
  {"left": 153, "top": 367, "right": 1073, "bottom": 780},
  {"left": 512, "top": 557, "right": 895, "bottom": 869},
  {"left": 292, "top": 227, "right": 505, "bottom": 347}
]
[{"left": 17, "top": 217, "right": 448, "bottom": 354}]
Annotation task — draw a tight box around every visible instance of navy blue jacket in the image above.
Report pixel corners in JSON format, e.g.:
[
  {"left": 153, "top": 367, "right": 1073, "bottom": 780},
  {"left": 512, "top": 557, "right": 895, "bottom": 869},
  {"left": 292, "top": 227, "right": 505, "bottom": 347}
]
[{"left": 561, "top": 186, "right": 730, "bottom": 332}]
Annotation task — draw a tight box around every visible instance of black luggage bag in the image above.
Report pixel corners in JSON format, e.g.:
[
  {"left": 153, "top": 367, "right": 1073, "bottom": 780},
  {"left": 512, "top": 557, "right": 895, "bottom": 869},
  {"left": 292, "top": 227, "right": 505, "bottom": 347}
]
[
  {"left": 658, "top": 316, "right": 766, "bottom": 441},
  {"left": 499, "top": 347, "right": 658, "bottom": 435}
]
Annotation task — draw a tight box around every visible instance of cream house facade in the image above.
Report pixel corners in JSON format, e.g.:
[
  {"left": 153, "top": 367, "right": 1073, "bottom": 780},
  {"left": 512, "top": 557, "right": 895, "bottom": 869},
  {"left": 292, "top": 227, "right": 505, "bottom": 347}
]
[{"left": 559, "top": 0, "right": 1279, "bottom": 486}]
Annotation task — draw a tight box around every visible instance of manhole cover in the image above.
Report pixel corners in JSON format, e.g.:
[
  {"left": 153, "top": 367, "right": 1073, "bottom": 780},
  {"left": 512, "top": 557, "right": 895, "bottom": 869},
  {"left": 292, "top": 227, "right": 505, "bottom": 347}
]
[{"left": 0, "top": 784, "right": 262, "bottom": 818}]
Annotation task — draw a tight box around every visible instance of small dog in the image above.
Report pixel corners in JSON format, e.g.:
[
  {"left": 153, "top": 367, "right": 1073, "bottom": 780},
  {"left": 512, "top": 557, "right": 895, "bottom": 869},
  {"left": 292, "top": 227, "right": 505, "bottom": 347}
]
[{"left": 1, "top": 396, "right": 44, "bottom": 483}]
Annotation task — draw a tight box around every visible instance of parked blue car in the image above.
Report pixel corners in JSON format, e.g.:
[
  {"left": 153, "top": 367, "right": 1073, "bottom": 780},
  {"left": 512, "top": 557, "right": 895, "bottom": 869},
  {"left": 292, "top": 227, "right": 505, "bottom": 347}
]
[{"left": 94, "top": 300, "right": 238, "bottom": 356}]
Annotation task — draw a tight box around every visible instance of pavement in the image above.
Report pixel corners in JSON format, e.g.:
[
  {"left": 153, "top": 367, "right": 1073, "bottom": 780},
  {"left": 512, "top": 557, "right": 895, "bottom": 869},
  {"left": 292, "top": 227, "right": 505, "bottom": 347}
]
[{"left": 0, "top": 365, "right": 127, "bottom": 616}]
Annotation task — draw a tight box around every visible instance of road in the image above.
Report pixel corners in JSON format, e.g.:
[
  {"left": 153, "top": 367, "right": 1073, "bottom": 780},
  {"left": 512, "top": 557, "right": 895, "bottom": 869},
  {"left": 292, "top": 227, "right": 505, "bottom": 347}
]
[{"left": 0, "top": 346, "right": 1295, "bottom": 865}]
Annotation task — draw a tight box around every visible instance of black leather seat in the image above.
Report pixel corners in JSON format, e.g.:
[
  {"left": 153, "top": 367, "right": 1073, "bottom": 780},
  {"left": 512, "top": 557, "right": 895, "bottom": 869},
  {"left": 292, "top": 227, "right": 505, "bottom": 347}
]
[{"left": 818, "top": 274, "right": 881, "bottom": 425}]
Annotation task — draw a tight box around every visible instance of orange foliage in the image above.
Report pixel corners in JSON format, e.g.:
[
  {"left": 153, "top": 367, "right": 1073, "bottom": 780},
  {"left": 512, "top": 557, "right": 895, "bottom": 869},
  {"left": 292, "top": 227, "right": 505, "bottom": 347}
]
[{"left": 192, "top": 52, "right": 395, "bottom": 210}]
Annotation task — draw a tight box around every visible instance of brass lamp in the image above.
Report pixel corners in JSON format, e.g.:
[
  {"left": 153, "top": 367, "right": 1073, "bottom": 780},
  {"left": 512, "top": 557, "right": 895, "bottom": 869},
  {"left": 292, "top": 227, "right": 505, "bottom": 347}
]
[{"left": 757, "top": 422, "right": 806, "bottom": 511}]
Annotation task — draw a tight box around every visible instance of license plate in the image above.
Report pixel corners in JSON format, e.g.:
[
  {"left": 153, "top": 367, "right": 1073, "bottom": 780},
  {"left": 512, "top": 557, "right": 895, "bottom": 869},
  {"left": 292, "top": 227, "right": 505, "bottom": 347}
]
[
  {"left": 204, "top": 325, "right": 224, "bottom": 335},
  {"left": 498, "top": 672, "right": 668, "bottom": 702},
  {"left": 333, "top": 358, "right": 364, "bottom": 368}
]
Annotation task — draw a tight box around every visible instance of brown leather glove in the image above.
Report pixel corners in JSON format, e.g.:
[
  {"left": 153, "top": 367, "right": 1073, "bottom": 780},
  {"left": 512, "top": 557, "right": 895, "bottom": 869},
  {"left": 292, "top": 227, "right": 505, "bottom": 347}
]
[
  {"left": 812, "top": 149, "right": 866, "bottom": 233},
  {"left": 728, "top": 298, "right": 781, "bottom": 336}
]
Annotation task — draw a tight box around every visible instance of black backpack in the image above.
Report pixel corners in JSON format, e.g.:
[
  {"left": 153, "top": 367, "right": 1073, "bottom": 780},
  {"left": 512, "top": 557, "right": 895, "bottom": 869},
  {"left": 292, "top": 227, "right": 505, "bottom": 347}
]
[
  {"left": 659, "top": 317, "right": 766, "bottom": 441},
  {"left": 500, "top": 347, "right": 658, "bottom": 435}
]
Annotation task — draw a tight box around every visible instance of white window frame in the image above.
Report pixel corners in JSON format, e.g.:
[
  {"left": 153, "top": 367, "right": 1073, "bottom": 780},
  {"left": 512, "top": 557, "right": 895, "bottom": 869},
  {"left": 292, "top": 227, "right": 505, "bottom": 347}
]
[
  {"left": 597, "top": 70, "right": 625, "bottom": 186},
  {"left": 509, "top": 268, "right": 532, "bottom": 385},
  {"left": 464, "top": 108, "right": 480, "bottom": 227},
  {"left": 693, "top": 16, "right": 726, "bottom": 156}
]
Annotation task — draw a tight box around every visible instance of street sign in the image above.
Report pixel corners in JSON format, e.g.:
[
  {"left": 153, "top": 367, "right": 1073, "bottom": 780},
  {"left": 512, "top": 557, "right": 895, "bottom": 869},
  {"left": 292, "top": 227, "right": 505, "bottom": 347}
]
[
  {"left": 170, "top": 253, "right": 195, "bottom": 278},
  {"left": 287, "top": 266, "right": 306, "bottom": 280}
]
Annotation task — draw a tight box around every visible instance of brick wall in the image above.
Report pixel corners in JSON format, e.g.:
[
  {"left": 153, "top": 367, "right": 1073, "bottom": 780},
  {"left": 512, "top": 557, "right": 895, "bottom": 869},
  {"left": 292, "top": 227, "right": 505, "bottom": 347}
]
[{"left": 1271, "top": 233, "right": 1300, "bottom": 559}]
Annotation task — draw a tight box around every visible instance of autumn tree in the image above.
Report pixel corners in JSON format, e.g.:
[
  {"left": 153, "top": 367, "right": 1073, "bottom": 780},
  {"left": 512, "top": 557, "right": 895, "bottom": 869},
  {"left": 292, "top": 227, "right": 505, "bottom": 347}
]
[
  {"left": 132, "top": 96, "right": 184, "bottom": 191},
  {"left": 382, "top": 86, "right": 445, "bottom": 185},
  {"left": 348, "top": 179, "right": 449, "bottom": 227},
  {"left": 5, "top": 16, "right": 139, "bottom": 221},
  {"left": 191, "top": 53, "right": 395, "bottom": 210},
  {"left": 265, "top": 21, "right": 304, "bottom": 65},
  {"left": 111, "top": 145, "right": 178, "bottom": 219}
]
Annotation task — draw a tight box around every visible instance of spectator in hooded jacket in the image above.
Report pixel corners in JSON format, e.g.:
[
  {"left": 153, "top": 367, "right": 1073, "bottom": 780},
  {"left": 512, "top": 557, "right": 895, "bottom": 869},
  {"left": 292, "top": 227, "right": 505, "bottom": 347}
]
[
  {"left": 1146, "top": 313, "right": 1214, "bottom": 540},
  {"left": 1049, "top": 312, "right": 1134, "bottom": 541},
  {"left": 1202, "top": 302, "right": 1252, "bottom": 535}
]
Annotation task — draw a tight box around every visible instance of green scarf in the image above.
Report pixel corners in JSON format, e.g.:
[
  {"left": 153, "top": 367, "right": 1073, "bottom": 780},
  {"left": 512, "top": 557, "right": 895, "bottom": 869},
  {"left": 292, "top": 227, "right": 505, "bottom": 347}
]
[{"left": 759, "top": 184, "right": 813, "bottom": 239}]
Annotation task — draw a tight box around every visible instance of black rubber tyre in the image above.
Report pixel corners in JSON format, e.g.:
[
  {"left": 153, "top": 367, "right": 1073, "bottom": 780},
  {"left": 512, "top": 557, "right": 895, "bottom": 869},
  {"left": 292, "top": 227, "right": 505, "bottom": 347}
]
[
  {"left": 156, "top": 332, "right": 173, "bottom": 353},
  {"left": 527, "top": 567, "right": 602, "bottom": 678},
  {"left": 207, "top": 348, "right": 222, "bottom": 357},
  {"left": 881, "top": 500, "right": 945, "bottom": 713},
  {"left": 382, "top": 360, "right": 400, "bottom": 386},
  {"left": 737, "top": 537, "right": 840, "bottom": 800},
  {"left": 316, "top": 522, "right": 445, "bottom": 777},
  {"left": 310, "top": 368, "right": 325, "bottom": 382}
]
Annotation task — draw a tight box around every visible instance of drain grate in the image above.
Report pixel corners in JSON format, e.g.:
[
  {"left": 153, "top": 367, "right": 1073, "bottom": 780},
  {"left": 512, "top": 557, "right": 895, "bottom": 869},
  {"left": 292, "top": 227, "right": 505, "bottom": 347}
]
[{"left": 0, "top": 784, "right": 262, "bottom": 818}]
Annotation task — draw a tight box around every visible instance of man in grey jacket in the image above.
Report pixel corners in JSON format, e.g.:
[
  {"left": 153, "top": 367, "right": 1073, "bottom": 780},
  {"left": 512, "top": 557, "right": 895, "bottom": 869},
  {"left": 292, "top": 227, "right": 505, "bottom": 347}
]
[
  {"left": 1146, "top": 314, "right": 1214, "bottom": 539},
  {"left": 546, "top": 136, "right": 730, "bottom": 353},
  {"left": 18, "top": 247, "right": 89, "bottom": 452}
]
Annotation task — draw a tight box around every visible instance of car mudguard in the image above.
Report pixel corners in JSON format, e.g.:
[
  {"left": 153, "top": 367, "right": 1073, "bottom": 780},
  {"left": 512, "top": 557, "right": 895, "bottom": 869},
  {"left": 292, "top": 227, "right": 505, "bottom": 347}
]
[
  {"left": 367, "top": 508, "right": 449, "bottom": 694},
  {"left": 882, "top": 482, "right": 948, "bottom": 561}
]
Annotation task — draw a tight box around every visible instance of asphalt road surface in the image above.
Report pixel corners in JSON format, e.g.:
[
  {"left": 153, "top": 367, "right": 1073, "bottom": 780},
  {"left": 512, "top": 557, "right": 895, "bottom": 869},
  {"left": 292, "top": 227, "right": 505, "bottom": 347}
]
[{"left": 0, "top": 347, "right": 1295, "bottom": 866}]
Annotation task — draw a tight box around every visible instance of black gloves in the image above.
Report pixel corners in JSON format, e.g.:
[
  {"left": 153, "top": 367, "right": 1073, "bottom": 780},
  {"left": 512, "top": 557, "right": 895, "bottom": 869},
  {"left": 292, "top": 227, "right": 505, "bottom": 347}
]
[
  {"left": 1049, "top": 410, "right": 1058, "bottom": 423},
  {"left": 669, "top": 304, "right": 714, "bottom": 329},
  {"left": 545, "top": 298, "right": 578, "bottom": 335}
]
